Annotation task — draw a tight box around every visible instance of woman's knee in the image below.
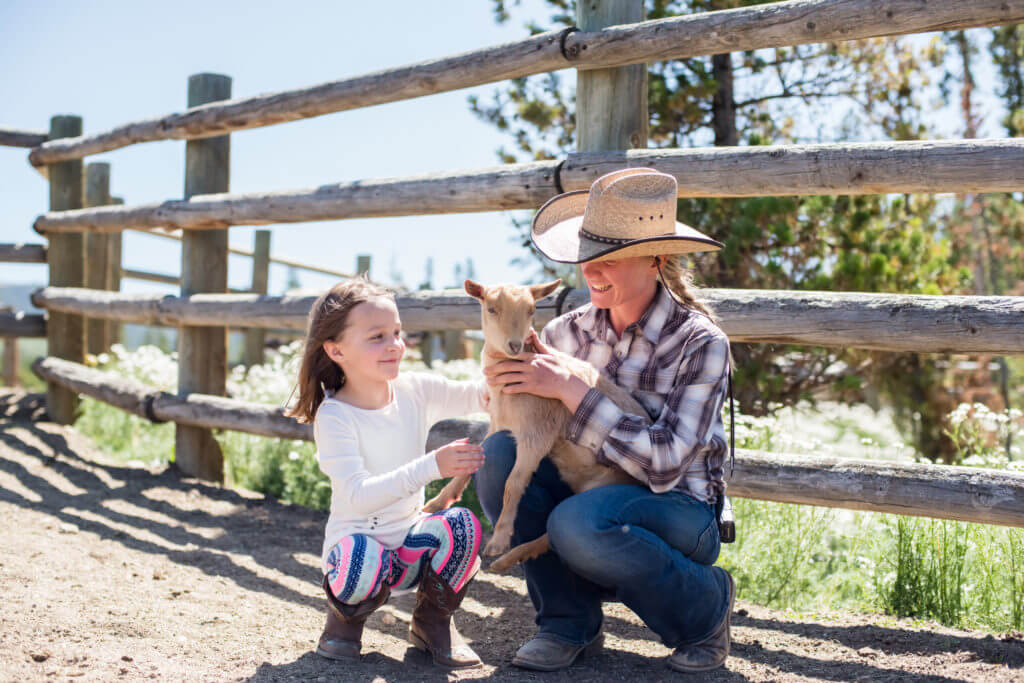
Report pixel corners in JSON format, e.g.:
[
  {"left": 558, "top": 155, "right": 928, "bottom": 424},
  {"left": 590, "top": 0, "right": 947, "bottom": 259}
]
[{"left": 547, "top": 494, "right": 604, "bottom": 564}]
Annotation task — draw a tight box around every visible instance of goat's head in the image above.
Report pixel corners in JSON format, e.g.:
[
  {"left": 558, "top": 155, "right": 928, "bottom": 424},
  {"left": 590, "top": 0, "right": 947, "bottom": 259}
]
[{"left": 465, "top": 279, "right": 561, "bottom": 358}]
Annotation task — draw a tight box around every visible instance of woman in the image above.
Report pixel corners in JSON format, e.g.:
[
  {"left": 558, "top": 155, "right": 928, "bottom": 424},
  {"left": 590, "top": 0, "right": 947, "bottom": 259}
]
[{"left": 474, "top": 167, "right": 735, "bottom": 673}]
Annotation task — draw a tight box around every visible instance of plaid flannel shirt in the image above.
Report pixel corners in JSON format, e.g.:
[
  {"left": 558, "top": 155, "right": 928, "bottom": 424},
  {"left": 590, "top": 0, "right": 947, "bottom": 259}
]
[{"left": 540, "top": 283, "right": 730, "bottom": 503}]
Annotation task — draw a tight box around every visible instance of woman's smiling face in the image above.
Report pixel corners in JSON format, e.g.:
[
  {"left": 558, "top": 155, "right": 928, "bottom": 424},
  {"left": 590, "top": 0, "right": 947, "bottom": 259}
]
[
  {"left": 323, "top": 296, "right": 405, "bottom": 384},
  {"left": 580, "top": 255, "right": 659, "bottom": 311}
]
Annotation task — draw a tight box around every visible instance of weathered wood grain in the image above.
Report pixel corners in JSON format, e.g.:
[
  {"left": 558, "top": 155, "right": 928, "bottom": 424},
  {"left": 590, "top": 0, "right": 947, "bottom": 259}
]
[
  {"left": 564, "top": 0, "right": 1024, "bottom": 69},
  {"left": 27, "top": 0, "right": 1024, "bottom": 165},
  {"left": 576, "top": 0, "right": 648, "bottom": 154},
  {"left": 32, "top": 162, "right": 560, "bottom": 233},
  {"left": 0, "top": 312, "right": 46, "bottom": 338},
  {"left": 560, "top": 139, "right": 1024, "bottom": 196},
  {"left": 30, "top": 286, "right": 1024, "bottom": 355},
  {"left": 0, "top": 127, "right": 47, "bottom": 148},
  {"left": 175, "top": 73, "right": 231, "bottom": 484},
  {"left": 0, "top": 243, "right": 46, "bottom": 263},
  {"left": 32, "top": 356, "right": 311, "bottom": 441},
  {"left": 32, "top": 139, "right": 1024, "bottom": 234},
  {"left": 45, "top": 115, "right": 85, "bottom": 425}
]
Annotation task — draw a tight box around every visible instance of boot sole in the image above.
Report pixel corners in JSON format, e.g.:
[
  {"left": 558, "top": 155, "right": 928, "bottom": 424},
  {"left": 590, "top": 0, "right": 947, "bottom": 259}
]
[
  {"left": 511, "top": 634, "right": 605, "bottom": 672},
  {"left": 409, "top": 630, "right": 483, "bottom": 670},
  {"left": 315, "top": 645, "right": 359, "bottom": 661}
]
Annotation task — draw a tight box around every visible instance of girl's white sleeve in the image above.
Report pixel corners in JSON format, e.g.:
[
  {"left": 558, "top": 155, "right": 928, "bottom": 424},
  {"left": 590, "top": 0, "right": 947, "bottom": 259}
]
[
  {"left": 314, "top": 406, "right": 441, "bottom": 516},
  {"left": 415, "top": 373, "right": 488, "bottom": 427}
]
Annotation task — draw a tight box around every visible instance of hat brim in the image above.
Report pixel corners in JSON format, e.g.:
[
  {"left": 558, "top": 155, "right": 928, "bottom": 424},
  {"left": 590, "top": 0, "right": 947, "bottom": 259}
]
[{"left": 530, "top": 190, "right": 724, "bottom": 264}]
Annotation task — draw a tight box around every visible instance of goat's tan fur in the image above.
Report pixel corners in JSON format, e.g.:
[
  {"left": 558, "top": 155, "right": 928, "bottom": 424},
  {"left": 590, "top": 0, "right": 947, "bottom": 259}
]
[{"left": 422, "top": 279, "right": 651, "bottom": 572}]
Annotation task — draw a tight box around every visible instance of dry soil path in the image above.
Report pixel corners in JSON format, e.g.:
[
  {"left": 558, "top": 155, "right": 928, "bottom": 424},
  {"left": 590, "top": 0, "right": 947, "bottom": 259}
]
[{"left": 1, "top": 389, "right": 1022, "bottom": 682}]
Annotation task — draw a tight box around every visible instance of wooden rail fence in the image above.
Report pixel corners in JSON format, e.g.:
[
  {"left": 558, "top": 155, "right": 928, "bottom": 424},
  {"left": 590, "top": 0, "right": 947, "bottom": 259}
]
[
  {"left": 3, "top": 0, "right": 1023, "bottom": 529},
  {"left": 30, "top": 139, "right": 1024, "bottom": 235},
  {"left": 22, "top": 0, "right": 1024, "bottom": 166},
  {"left": 31, "top": 355, "right": 1024, "bottom": 529},
  {"left": 28, "top": 286, "right": 1024, "bottom": 355}
]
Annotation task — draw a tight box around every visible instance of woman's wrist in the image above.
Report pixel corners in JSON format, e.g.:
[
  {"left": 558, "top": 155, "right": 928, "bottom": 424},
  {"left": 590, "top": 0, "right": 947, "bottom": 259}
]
[{"left": 559, "top": 376, "right": 591, "bottom": 414}]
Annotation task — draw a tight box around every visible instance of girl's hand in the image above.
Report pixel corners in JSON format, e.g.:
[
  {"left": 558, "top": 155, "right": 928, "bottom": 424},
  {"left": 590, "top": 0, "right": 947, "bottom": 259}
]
[
  {"left": 434, "top": 438, "right": 485, "bottom": 477},
  {"left": 484, "top": 330, "right": 590, "bottom": 411}
]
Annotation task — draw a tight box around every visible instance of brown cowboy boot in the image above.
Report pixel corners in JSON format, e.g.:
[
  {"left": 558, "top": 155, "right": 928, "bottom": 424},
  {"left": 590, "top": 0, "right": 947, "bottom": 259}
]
[
  {"left": 316, "top": 575, "right": 391, "bottom": 660},
  {"left": 408, "top": 565, "right": 482, "bottom": 669}
]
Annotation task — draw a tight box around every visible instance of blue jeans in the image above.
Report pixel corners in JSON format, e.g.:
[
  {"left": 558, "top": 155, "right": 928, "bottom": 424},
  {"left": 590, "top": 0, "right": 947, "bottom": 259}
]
[{"left": 473, "top": 431, "right": 730, "bottom": 649}]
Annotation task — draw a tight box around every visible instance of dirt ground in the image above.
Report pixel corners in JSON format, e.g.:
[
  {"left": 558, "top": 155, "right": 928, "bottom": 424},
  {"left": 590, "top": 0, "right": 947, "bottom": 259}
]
[{"left": 1, "top": 389, "right": 1022, "bottom": 682}]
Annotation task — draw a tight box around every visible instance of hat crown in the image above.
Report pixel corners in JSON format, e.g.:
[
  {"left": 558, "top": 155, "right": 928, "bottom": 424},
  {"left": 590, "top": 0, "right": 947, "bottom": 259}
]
[
  {"left": 582, "top": 168, "right": 679, "bottom": 242},
  {"left": 529, "top": 165, "right": 722, "bottom": 264}
]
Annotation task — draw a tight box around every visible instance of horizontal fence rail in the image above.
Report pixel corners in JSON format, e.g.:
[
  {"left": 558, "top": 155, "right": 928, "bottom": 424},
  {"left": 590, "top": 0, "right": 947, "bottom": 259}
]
[
  {"left": 0, "top": 127, "right": 47, "bottom": 148},
  {"left": 31, "top": 139, "right": 1024, "bottom": 235},
  {"left": 0, "top": 243, "right": 47, "bottom": 263},
  {"left": 425, "top": 419, "right": 1024, "bottom": 528},
  {"left": 0, "top": 312, "right": 47, "bottom": 338},
  {"left": 32, "top": 356, "right": 1024, "bottom": 528},
  {"left": 32, "top": 162, "right": 558, "bottom": 233},
  {"left": 25, "top": 0, "right": 1024, "bottom": 166},
  {"left": 30, "top": 286, "right": 1024, "bottom": 354},
  {"left": 32, "top": 356, "right": 310, "bottom": 441}
]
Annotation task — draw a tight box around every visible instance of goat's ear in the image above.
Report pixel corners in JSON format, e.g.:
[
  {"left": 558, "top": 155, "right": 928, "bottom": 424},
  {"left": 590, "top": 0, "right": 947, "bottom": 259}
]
[
  {"left": 464, "top": 279, "right": 485, "bottom": 300},
  {"left": 529, "top": 279, "right": 562, "bottom": 301}
]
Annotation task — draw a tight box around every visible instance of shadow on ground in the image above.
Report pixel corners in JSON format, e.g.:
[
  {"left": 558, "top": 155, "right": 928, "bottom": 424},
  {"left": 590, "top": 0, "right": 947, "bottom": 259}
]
[{"left": 1, "top": 389, "right": 1022, "bottom": 682}]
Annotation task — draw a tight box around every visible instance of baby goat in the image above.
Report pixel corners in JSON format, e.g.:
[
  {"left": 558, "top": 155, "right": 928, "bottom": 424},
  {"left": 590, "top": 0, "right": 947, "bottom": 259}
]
[{"left": 423, "top": 279, "right": 650, "bottom": 572}]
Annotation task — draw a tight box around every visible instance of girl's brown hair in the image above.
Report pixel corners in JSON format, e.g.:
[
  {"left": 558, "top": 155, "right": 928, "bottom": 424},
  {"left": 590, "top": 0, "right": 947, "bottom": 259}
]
[{"left": 285, "top": 277, "right": 394, "bottom": 424}]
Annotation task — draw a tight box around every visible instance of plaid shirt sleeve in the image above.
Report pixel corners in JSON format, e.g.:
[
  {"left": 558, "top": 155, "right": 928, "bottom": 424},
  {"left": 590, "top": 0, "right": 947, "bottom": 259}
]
[{"left": 565, "top": 332, "right": 731, "bottom": 494}]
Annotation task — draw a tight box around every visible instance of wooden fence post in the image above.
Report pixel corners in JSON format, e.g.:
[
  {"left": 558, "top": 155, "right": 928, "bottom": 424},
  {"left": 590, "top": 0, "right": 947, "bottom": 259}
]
[
  {"left": 46, "top": 115, "right": 86, "bottom": 423},
  {"left": 85, "top": 162, "right": 113, "bottom": 356},
  {"left": 108, "top": 197, "right": 124, "bottom": 347},
  {"left": 2, "top": 336, "right": 16, "bottom": 387},
  {"left": 574, "top": 0, "right": 648, "bottom": 285},
  {"left": 176, "top": 73, "right": 231, "bottom": 482},
  {"left": 243, "top": 229, "right": 271, "bottom": 367}
]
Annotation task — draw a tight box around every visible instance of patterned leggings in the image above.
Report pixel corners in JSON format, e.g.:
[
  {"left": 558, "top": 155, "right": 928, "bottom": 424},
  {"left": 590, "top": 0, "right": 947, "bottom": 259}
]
[{"left": 325, "top": 507, "right": 481, "bottom": 605}]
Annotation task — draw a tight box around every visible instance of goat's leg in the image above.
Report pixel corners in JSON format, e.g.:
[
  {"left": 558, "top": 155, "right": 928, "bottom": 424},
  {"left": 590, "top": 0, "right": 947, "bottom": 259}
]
[
  {"left": 489, "top": 534, "right": 550, "bottom": 573},
  {"left": 422, "top": 475, "right": 471, "bottom": 513},
  {"left": 482, "top": 438, "right": 550, "bottom": 556}
]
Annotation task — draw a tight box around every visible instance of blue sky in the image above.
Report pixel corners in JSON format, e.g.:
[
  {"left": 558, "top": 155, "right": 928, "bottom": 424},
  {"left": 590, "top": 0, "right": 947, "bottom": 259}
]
[
  {"left": 1, "top": 0, "right": 553, "bottom": 295},
  {"left": 2, "top": 3, "right": 1010, "bottom": 300}
]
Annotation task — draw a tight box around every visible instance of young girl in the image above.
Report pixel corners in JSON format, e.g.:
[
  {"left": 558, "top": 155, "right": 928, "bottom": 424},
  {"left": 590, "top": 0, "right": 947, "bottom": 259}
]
[{"left": 287, "top": 278, "right": 487, "bottom": 670}]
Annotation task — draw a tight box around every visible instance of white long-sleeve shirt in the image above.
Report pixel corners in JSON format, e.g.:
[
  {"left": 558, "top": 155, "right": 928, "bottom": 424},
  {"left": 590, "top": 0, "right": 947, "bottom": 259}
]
[{"left": 314, "top": 372, "right": 486, "bottom": 569}]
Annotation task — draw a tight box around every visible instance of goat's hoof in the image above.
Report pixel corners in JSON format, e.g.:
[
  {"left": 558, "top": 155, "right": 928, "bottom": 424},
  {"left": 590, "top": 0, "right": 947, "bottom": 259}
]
[
  {"left": 488, "top": 556, "right": 514, "bottom": 573},
  {"left": 482, "top": 538, "right": 510, "bottom": 557}
]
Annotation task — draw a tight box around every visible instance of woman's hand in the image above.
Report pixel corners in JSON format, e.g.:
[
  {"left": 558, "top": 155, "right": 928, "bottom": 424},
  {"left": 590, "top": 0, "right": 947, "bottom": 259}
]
[
  {"left": 434, "top": 438, "right": 485, "bottom": 477},
  {"left": 483, "top": 329, "right": 590, "bottom": 412}
]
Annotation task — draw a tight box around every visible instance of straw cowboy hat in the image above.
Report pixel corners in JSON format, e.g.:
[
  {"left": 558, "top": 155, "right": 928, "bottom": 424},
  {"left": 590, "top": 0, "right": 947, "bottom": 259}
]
[{"left": 531, "top": 167, "right": 723, "bottom": 264}]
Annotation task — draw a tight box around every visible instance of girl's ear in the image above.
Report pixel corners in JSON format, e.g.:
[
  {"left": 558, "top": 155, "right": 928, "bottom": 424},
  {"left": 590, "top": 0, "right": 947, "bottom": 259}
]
[{"left": 322, "top": 340, "right": 343, "bottom": 362}]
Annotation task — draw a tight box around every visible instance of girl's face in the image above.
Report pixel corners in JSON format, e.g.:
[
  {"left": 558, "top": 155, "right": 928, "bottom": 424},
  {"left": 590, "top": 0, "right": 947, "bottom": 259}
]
[
  {"left": 580, "top": 255, "right": 658, "bottom": 311},
  {"left": 323, "top": 297, "right": 405, "bottom": 386}
]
